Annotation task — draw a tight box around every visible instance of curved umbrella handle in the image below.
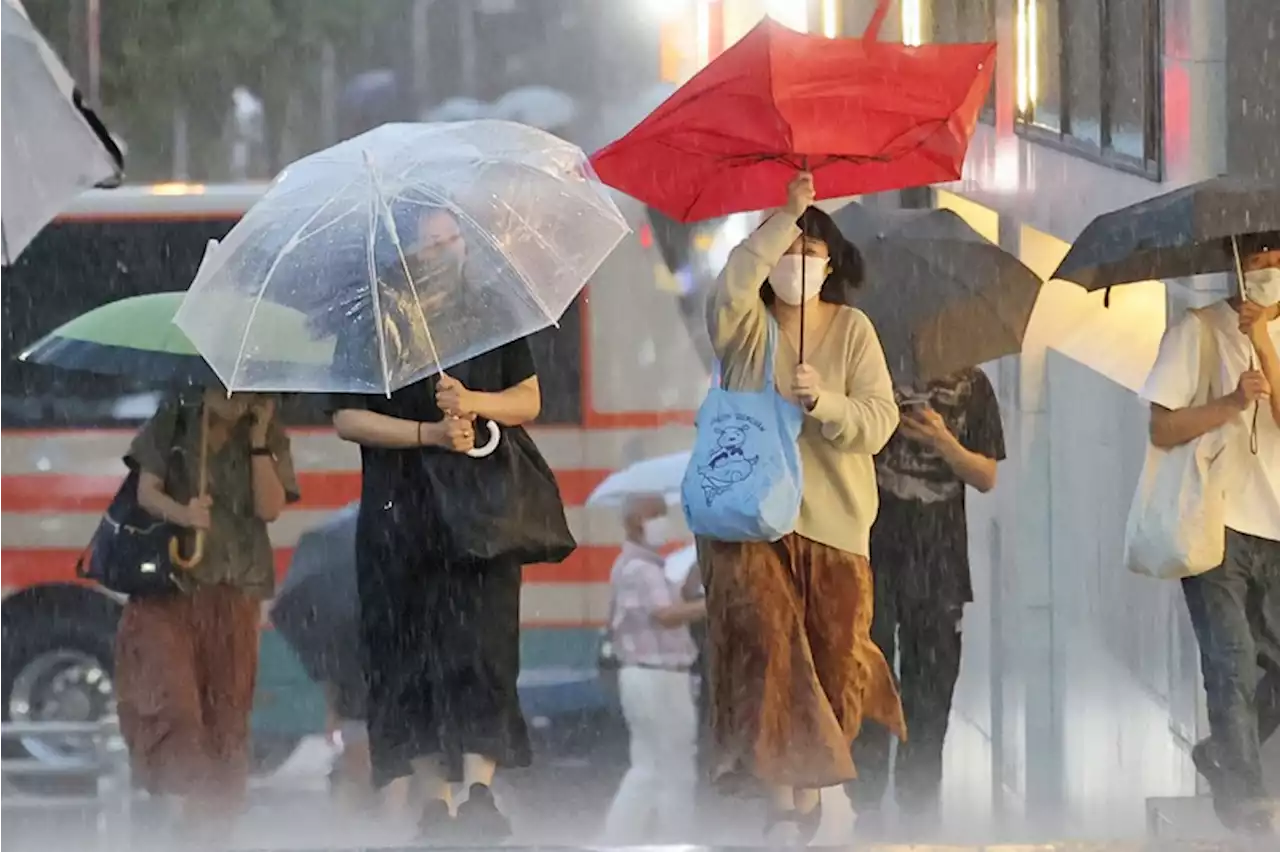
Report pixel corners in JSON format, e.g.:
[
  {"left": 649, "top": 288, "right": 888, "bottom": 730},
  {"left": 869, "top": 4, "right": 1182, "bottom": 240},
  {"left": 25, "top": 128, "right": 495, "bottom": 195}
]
[
  {"left": 466, "top": 420, "right": 502, "bottom": 459},
  {"left": 169, "top": 529, "right": 206, "bottom": 570}
]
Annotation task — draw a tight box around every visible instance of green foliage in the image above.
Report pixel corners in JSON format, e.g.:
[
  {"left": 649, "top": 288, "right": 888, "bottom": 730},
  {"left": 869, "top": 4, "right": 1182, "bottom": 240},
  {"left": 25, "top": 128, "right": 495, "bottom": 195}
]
[{"left": 23, "top": 0, "right": 411, "bottom": 181}]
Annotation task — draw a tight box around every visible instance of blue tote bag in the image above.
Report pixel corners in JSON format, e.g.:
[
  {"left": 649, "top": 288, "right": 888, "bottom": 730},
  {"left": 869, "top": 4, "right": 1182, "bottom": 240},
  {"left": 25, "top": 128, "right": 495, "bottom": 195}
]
[{"left": 681, "top": 318, "right": 804, "bottom": 541}]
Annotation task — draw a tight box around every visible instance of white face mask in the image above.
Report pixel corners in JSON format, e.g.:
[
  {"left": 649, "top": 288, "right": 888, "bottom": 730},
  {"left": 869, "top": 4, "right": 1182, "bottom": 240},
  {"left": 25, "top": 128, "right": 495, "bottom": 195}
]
[
  {"left": 641, "top": 516, "right": 671, "bottom": 545},
  {"left": 768, "top": 254, "right": 828, "bottom": 305},
  {"left": 1244, "top": 266, "right": 1280, "bottom": 307}
]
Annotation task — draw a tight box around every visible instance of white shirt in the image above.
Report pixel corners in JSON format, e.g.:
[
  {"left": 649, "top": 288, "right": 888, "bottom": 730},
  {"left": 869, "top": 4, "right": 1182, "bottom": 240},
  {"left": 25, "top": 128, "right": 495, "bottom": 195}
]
[{"left": 1141, "top": 300, "right": 1280, "bottom": 542}]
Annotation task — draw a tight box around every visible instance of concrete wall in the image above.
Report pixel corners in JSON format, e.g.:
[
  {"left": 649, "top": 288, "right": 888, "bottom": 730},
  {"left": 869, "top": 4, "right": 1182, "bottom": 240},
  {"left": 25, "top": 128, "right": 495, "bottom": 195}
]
[{"left": 1225, "top": 0, "right": 1280, "bottom": 180}]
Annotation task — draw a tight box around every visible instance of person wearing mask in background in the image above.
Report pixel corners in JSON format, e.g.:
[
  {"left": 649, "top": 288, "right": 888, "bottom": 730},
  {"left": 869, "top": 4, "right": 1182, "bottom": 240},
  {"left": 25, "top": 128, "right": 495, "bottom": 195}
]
[
  {"left": 1142, "top": 233, "right": 1280, "bottom": 836},
  {"left": 601, "top": 493, "right": 705, "bottom": 845},
  {"left": 114, "top": 390, "right": 297, "bottom": 844},
  {"left": 701, "top": 172, "right": 904, "bottom": 845},
  {"left": 847, "top": 368, "right": 1005, "bottom": 838},
  {"left": 331, "top": 206, "right": 541, "bottom": 843}
]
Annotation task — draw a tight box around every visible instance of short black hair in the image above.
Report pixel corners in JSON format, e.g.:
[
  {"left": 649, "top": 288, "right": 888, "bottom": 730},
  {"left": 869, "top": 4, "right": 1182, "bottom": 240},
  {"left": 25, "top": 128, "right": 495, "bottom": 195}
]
[
  {"left": 1235, "top": 230, "right": 1280, "bottom": 258},
  {"left": 759, "top": 206, "right": 864, "bottom": 306}
]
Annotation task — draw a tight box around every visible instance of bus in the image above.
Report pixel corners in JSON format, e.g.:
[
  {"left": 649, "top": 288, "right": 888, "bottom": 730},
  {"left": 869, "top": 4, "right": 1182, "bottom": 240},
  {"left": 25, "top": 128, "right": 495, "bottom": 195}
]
[{"left": 0, "top": 181, "right": 714, "bottom": 777}]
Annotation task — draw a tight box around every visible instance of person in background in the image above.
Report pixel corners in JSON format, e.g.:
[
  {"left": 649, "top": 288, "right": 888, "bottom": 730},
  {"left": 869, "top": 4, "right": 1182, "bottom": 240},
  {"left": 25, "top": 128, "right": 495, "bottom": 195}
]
[
  {"left": 1142, "top": 233, "right": 1280, "bottom": 836},
  {"left": 114, "top": 391, "right": 297, "bottom": 844},
  {"left": 847, "top": 368, "right": 1005, "bottom": 836},
  {"left": 601, "top": 494, "right": 705, "bottom": 844},
  {"left": 701, "top": 171, "right": 904, "bottom": 845}
]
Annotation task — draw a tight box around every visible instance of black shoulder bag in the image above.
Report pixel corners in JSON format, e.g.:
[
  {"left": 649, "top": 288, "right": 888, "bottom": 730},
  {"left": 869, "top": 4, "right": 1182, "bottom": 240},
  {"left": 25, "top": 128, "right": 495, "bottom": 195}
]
[
  {"left": 78, "top": 409, "right": 193, "bottom": 596},
  {"left": 419, "top": 421, "right": 577, "bottom": 566}
]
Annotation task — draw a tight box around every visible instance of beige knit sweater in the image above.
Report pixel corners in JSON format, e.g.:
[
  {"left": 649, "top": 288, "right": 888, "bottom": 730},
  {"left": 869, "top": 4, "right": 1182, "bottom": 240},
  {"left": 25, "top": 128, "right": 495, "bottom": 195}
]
[{"left": 706, "top": 211, "right": 899, "bottom": 557}]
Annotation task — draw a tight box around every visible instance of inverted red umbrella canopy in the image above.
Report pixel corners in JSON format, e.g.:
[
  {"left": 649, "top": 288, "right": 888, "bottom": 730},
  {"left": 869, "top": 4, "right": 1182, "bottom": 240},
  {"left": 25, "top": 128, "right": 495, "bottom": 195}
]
[{"left": 590, "top": 5, "right": 996, "bottom": 223}]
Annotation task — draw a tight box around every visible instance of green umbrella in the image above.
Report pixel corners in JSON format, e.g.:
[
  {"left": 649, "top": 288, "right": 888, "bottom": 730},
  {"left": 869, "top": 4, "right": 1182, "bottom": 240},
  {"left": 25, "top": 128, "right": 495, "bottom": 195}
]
[{"left": 18, "top": 291, "right": 335, "bottom": 388}]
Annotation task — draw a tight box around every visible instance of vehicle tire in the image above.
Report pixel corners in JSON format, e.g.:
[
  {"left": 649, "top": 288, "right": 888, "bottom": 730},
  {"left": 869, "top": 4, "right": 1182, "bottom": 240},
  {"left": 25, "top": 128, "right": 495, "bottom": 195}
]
[
  {"left": 1, "top": 617, "right": 119, "bottom": 796},
  {"left": 249, "top": 735, "right": 303, "bottom": 777}
]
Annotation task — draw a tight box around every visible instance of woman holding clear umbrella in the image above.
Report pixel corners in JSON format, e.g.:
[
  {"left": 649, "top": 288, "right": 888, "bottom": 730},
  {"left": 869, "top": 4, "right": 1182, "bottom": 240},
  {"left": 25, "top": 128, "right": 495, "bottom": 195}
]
[
  {"left": 330, "top": 205, "right": 543, "bottom": 844},
  {"left": 169, "top": 119, "right": 627, "bottom": 844}
]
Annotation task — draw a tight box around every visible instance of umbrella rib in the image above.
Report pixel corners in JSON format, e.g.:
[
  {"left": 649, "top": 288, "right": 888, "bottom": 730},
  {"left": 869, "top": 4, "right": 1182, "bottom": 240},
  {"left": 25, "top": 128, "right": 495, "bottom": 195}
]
[
  {"left": 364, "top": 168, "right": 394, "bottom": 396},
  {"left": 366, "top": 155, "right": 442, "bottom": 393}
]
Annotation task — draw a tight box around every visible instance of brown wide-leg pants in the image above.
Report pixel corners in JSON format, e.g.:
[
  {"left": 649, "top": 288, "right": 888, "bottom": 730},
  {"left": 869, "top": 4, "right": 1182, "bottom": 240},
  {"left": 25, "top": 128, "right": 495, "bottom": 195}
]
[
  {"left": 701, "top": 534, "right": 905, "bottom": 792},
  {"left": 114, "top": 584, "right": 259, "bottom": 816}
]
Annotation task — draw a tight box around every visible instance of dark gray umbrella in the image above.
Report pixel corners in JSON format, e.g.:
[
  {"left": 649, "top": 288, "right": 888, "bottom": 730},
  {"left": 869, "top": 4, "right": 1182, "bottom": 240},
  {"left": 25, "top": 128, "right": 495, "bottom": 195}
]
[
  {"left": 1052, "top": 177, "right": 1280, "bottom": 291},
  {"left": 832, "top": 202, "right": 1042, "bottom": 385},
  {"left": 269, "top": 501, "right": 363, "bottom": 719}
]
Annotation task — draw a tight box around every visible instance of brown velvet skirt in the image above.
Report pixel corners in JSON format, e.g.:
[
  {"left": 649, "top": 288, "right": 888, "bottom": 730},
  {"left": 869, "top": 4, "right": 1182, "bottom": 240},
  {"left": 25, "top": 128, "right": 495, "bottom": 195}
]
[{"left": 701, "top": 533, "right": 905, "bottom": 792}]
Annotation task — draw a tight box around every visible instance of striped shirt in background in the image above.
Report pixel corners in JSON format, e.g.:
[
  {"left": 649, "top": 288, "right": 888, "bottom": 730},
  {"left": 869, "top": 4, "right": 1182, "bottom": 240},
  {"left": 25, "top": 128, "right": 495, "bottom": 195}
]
[{"left": 609, "top": 541, "right": 698, "bottom": 670}]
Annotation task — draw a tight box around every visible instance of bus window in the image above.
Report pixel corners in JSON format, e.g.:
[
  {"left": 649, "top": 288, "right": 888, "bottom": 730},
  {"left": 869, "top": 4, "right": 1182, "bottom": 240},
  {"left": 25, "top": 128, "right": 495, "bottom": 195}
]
[{"left": 1, "top": 217, "right": 583, "bottom": 429}]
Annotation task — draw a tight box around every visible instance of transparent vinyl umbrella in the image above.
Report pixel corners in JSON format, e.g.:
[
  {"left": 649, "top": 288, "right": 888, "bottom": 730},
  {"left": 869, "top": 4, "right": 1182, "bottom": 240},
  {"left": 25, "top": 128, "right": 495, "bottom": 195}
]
[{"left": 174, "top": 120, "right": 629, "bottom": 394}]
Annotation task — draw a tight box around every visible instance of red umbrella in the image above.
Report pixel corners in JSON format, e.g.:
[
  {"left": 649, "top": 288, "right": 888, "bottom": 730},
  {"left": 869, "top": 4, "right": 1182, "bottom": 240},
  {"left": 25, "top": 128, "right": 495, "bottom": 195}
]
[{"left": 590, "top": 3, "right": 996, "bottom": 223}]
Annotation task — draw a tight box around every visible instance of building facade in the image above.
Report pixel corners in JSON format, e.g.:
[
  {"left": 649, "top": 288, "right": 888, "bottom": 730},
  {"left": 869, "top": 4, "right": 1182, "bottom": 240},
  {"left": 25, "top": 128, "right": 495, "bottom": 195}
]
[{"left": 831, "top": 0, "right": 1279, "bottom": 834}]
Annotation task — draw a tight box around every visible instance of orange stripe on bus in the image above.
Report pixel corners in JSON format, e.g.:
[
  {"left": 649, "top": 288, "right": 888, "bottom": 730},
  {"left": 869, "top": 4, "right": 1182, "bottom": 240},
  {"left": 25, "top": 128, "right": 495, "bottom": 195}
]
[
  {"left": 1, "top": 469, "right": 613, "bottom": 513},
  {"left": 0, "top": 545, "right": 622, "bottom": 588}
]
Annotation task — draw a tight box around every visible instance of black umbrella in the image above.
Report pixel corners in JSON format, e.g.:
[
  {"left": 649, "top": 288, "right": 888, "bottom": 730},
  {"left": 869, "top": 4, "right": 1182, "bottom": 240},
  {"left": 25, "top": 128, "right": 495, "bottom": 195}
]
[
  {"left": 832, "top": 202, "right": 1043, "bottom": 385},
  {"left": 269, "top": 502, "right": 364, "bottom": 720},
  {"left": 1053, "top": 177, "right": 1280, "bottom": 291}
]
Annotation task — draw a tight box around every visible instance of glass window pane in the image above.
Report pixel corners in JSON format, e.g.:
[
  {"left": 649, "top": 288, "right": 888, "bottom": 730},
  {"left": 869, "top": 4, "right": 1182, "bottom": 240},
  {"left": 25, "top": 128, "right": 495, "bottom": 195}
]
[
  {"left": 1032, "top": 0, "right": 1063, "bottom": 131},
  {"left": 1107, "top": 0, "right": 1149, "bottom": 159},
  {"left": 1065, "top": 0, "right": 1101, "bottom": 145}
]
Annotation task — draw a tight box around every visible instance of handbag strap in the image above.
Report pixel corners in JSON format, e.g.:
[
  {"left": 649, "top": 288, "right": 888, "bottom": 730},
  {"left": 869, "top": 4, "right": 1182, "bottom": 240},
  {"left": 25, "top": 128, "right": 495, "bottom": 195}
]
[
  {"left": 717, "top": 315, "right": 782, "bottom": 393},
  {"left": 1190, "top": 309, "right": 1218, "bottom": 406}
]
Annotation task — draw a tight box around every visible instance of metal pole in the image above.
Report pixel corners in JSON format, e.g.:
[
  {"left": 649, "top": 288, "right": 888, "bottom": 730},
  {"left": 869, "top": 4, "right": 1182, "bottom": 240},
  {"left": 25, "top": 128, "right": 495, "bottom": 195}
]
[
  {"left": 411, "top": 0, "right": 434, "bottom": 113},
  {"left": 86, "top": 0, "right": 101, "bottom": 104},
  {"left": 458, "top": 1, "right": 477, "bottom": 98}
]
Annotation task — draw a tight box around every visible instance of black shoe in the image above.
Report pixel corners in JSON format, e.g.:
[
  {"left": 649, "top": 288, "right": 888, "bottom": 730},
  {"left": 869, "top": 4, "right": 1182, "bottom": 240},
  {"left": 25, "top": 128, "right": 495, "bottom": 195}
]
[
  {"left": 1193, "top": 738, "right": 1246, "bottom": 830},
  {"left": 417, "top": 798, "right": 456, "bottom": 842},
  {"left": 454, "top": 783, "right": 511, "bottom": 843}
]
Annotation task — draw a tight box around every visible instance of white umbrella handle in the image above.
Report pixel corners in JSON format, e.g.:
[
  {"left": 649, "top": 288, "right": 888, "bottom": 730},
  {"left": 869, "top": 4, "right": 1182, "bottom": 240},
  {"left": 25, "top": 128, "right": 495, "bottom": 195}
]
[{"left": 467, "top": 419, "right": 501, "bottom": 459}]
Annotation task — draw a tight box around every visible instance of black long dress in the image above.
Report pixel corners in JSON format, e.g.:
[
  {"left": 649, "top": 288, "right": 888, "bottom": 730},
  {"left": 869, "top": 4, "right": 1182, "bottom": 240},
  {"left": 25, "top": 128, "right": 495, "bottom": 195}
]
[{"left": 332, "top": 339, "right": 536, "bottom": 788}]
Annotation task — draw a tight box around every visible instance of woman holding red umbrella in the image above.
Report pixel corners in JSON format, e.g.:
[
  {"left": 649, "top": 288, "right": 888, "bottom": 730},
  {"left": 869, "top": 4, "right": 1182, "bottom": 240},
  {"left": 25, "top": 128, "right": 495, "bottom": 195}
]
[{"left": 699, "top": 171, "right": 904, "bottom": 843}]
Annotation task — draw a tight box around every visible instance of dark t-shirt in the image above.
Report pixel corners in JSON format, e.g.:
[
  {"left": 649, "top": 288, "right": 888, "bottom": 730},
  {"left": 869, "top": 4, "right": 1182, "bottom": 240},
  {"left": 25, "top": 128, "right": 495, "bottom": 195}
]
[
  {"left": 329, "top": 338, "right": 537, "bottom": 512},
  {"left": 871, "top": 367, "right": 1006, "bottom": 605}
]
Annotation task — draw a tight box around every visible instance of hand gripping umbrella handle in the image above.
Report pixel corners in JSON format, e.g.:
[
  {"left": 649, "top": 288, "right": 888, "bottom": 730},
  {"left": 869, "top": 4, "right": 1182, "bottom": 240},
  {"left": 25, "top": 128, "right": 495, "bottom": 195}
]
[
  {"left": 467, "top": 420, "right": 502, "bottom": 459},
  {"left": 170, "top": 530, "right": 206, "bottom": 569}
]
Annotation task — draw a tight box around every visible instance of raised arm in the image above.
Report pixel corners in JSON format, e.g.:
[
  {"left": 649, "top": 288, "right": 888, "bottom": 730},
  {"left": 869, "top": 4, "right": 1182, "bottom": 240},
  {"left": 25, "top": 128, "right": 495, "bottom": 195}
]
[
  {"left": 1242, "top": 301, "right": 1280, "bottom": 429},
  {"left": 706, "top": 173, "right": 811, "bottom": 357},
  {"left": 807, "top": 312, "right": 900, "bottom": 453}
]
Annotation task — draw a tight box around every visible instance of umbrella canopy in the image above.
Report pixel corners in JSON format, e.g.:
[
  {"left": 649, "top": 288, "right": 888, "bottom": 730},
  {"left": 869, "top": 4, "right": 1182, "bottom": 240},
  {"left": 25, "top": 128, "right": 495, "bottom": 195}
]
[
  {"left": 664, "top": 543, "right": 698, "bottom": 586},
  {"left": 1053, "top": 177, "right": 1280, "bottom": 291},
  {"left": 270, "top": 502, "right": 363, "bottom": 719},
  {"left": 585, "top": 451, "right": 692, "bottom": 508},
  {"left": 833, "top": 202, "right": 1042, "bottom": 385},
  {"left": 2, "top": 0, "right": 123, "bottom": 264},
  {"left": 18, "top": 288, "right": 333, "bottom": 386},
  {"left": 174, "top": 120, "right": 629, "bottom": 394},
  {"left": 589, "top": 8, "right": 995, "bottom": 222},
  {"left": 421, "top": 96, "right": 491, "bottom": 123},
  {"left": 492, "top": 85, "right": 578, "bottom": 131}
]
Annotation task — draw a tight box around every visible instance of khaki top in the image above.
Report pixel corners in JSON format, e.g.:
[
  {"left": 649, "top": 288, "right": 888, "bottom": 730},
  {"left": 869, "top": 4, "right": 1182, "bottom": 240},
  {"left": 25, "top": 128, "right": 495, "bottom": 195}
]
[
  {"left": 707, "top": 211, "right": 899, "bottom": 557},
  {"left": 129, "top": 401, "right": 299, "bottom": 599}
]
